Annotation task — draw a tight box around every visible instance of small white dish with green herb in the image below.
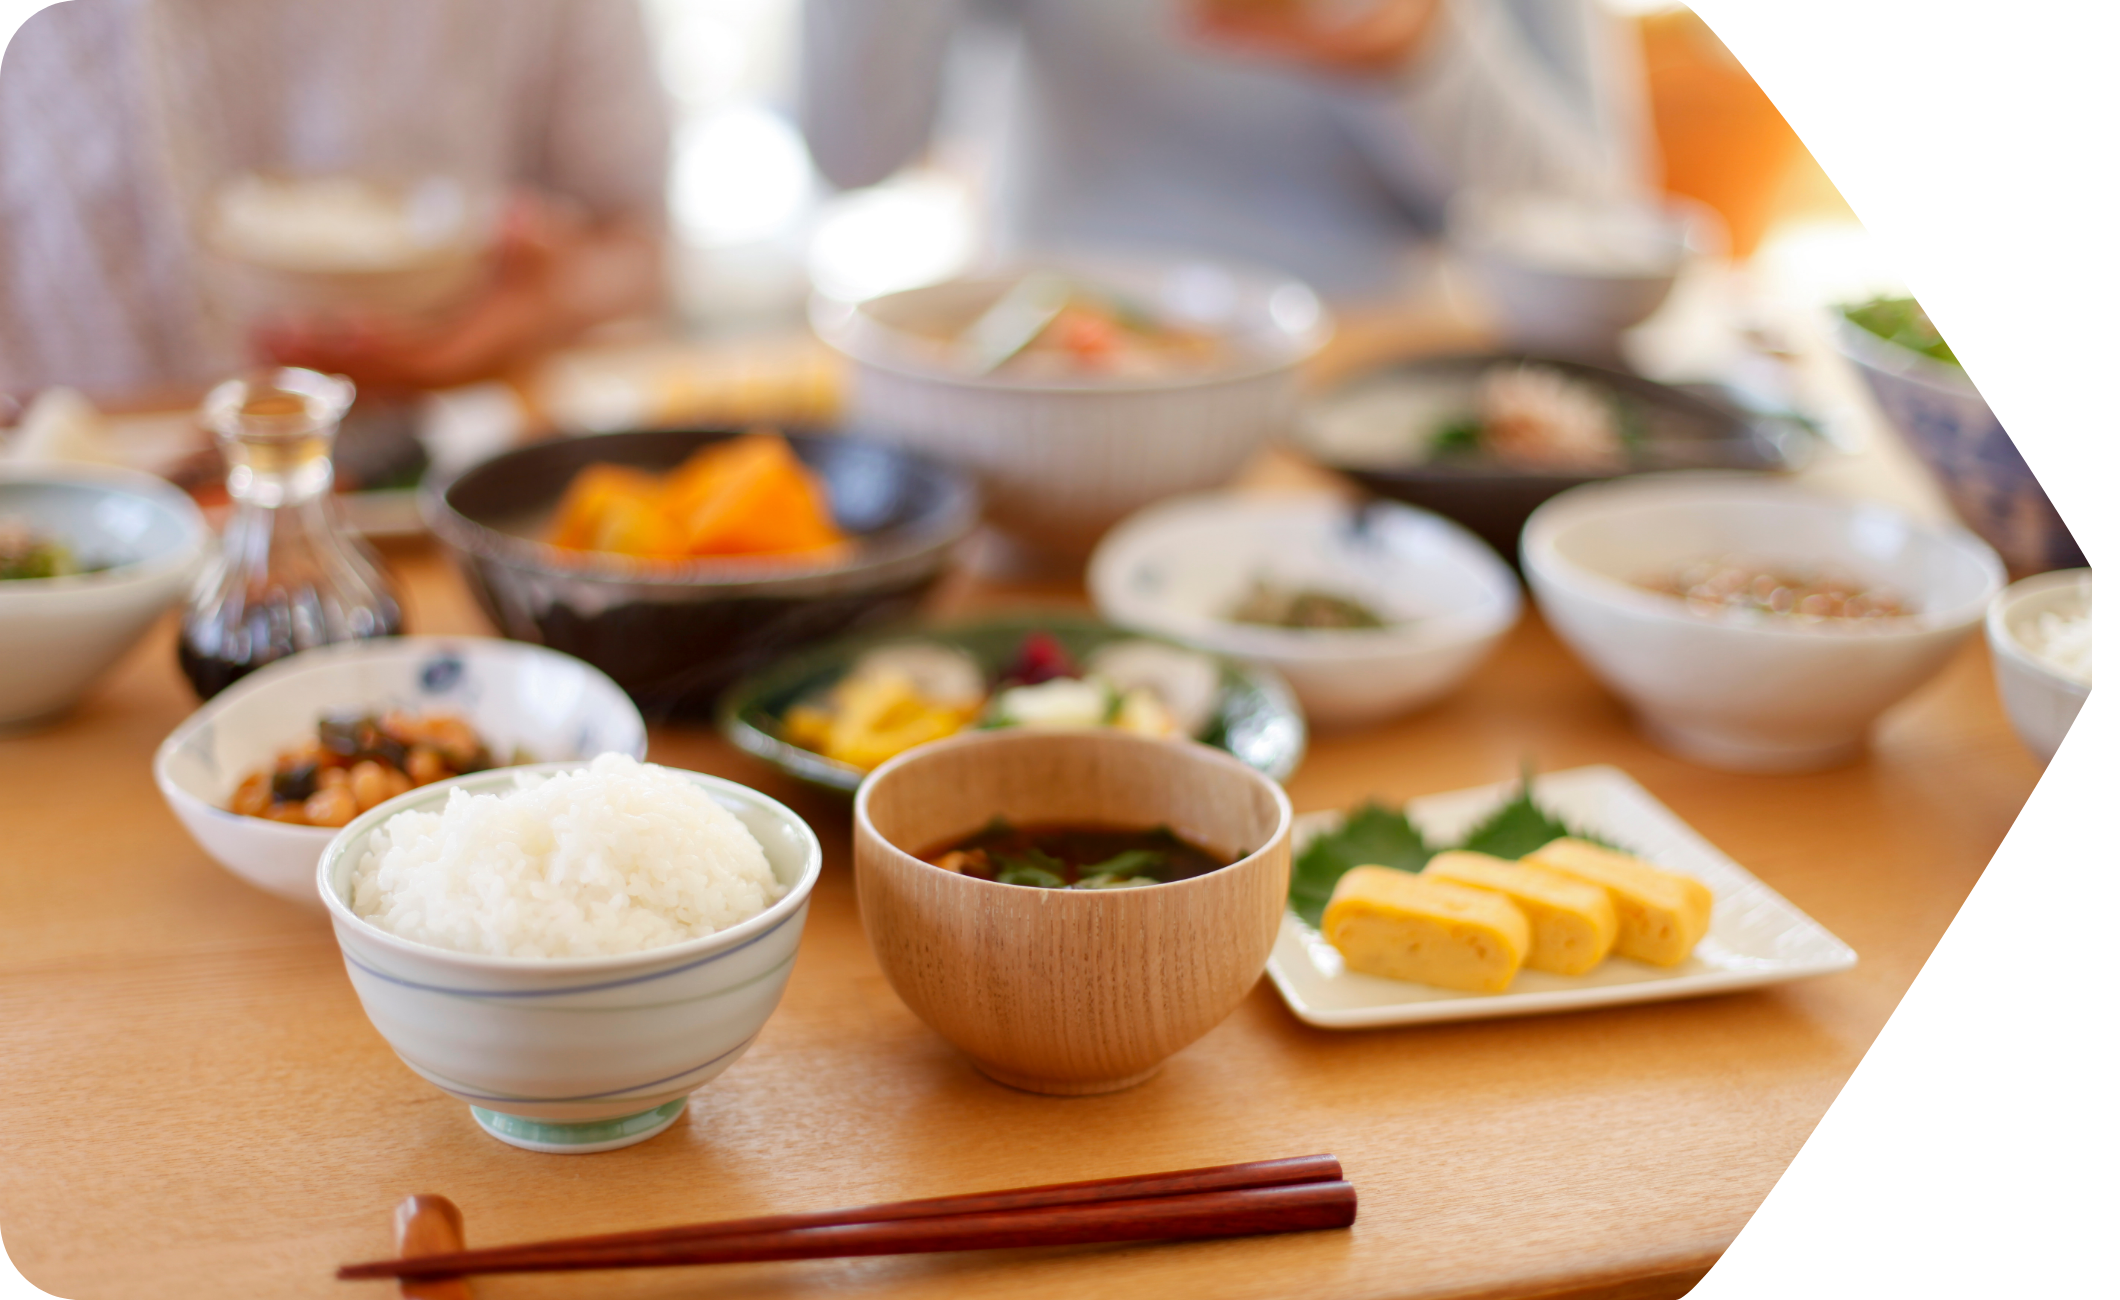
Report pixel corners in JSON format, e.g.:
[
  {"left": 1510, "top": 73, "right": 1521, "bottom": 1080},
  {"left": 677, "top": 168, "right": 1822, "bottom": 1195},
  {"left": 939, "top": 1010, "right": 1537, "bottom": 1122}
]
[
  {"left": 1266, "top": 765, "right": 1855, "bottom": 1029},
  {"left": 1089, "top": 492, "right": 1520, "bottom": 729}
]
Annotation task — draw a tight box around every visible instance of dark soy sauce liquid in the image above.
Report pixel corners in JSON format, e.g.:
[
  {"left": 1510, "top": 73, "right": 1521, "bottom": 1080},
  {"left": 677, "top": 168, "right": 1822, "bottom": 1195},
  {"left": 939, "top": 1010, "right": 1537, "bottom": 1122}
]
[
  {"left": 920, "top": 820, "right": 1233, "bottom": 887},
  {"left": 178, "top": 598, "right": 401, "bottom": 699}
]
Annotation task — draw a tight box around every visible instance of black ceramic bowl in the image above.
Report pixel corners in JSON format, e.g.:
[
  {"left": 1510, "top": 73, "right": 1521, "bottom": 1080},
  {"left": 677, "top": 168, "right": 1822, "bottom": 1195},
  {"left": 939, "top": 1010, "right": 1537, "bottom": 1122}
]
[
  {"left": 422, "top": 429, "right": 979, "bottom": 719},
  {"left": 1290, "top": 354, "right": 1809, "bottom": 564}
]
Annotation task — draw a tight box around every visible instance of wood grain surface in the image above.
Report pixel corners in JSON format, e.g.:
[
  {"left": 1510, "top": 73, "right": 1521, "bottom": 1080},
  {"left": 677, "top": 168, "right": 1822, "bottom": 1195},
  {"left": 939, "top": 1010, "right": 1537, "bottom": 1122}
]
[
  {"left": 0, "top": 488, "right": 2042, "bottom": 1300},
  {"left": 854, "top": 729, "right": 1293, "bottom": 1094}
]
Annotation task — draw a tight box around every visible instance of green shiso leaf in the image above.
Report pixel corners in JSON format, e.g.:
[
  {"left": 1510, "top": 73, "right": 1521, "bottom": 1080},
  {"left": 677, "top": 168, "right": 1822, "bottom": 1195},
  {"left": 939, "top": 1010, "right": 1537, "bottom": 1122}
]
[
  {"left": 1286, "top": 768, "right": 1617, "bottom": 925},
  {"left": 1454, "top": 765, "right": 1616, "bottom": 860},
  {"left": 1453, "top": 788, "right": 1580, "bottom": 861},
  {"left": 1289, "top": 801, "right": 1432, "bottom": 928}
]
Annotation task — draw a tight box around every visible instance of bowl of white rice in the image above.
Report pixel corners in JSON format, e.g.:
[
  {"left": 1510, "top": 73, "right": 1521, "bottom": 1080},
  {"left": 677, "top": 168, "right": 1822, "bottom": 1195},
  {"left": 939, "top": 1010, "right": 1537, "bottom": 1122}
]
[
  {"left": 1986, "top": 568, "right": 2092, "bottom": 764},
  {"left": 317, "top": 754, "right": 822, "bottom": 1153}
]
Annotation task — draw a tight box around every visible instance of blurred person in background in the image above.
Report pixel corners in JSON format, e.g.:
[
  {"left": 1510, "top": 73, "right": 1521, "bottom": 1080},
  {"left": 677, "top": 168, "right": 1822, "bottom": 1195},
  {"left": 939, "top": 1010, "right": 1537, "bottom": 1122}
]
[
  {"left": 800, "top": 0, "right": 1654, "bottom": 302},
  {"left": 0, "top": 0, "right": 670, "bottom": 404}
]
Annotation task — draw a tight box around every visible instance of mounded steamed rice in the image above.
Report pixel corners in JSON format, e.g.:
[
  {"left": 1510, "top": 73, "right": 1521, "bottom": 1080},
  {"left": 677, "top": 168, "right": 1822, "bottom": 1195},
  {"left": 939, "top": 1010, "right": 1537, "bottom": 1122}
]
[
  {"left": 350, "top": 753, "right": 785, "bottom": 958},
  {"left": 2024, "top": 606, "right": 2091, "bottom": 685}
]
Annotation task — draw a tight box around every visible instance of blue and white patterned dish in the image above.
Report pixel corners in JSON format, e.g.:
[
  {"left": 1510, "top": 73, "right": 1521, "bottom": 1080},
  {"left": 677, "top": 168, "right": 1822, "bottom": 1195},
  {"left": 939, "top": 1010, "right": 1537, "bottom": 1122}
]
[
  {"left": 154, "top": 637, "right": 647, "bottom": 908},
  {"left": 1839, "top": 319, "right": 2085, "bottom": 580},
  {"left": 317, "top": 762, "right": 822, "bottom": 1153}
]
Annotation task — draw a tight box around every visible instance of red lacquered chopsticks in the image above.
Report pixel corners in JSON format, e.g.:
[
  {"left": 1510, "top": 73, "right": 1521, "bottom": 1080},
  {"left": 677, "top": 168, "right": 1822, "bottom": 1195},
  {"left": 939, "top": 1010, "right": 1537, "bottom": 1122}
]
[{"left": 338, "top": 1154, "right": 1354, "bottom": 1282}]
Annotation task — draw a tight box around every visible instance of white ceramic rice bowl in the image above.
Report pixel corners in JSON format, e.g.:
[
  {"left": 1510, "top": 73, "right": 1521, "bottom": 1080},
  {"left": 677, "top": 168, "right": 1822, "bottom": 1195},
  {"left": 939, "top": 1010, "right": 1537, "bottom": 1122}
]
[
  {"left": 318, "top": 762, "right": 822, "bottom": 1152},
  {"left": 155, "top": 637, "right": 647, "bottom": 908},
  {"left": 1523, "top": 474, "right": 2004, "bottom": 771},
  {"left": 814, "top": 255, "right": 1332, "bottom": 558},
  {"left": 1088, "top": 492, "right": 1521, "bottom": 728},
  {"left": 1985, "top": 568, "right": 2091, "bottom": 764},
  {"left": 0, "top": 463, "right": 209, "bottom": 727}
]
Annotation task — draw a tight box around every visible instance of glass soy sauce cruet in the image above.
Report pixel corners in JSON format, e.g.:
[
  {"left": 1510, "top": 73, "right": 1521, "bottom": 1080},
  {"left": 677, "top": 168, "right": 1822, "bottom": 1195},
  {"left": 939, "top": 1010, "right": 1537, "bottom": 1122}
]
[{"left": 178, "top": 367, "right": 402, "bottom": 699}]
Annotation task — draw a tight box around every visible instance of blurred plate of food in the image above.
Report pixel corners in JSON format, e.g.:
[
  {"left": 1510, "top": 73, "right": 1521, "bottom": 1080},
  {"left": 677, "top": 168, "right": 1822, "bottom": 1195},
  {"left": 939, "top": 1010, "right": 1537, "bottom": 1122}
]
[
  {"left": 6, "top": 384, "right": 524, "bottom": 540},
  {"left": 717, "top": 611, "right": 1306, "bottom": 794},
  {"left": 1267, "top": 764, "right": 1856, "bottom": 1029},
  {"left": 1289, "top": 352, "right": 1808, "bottom": 562}
]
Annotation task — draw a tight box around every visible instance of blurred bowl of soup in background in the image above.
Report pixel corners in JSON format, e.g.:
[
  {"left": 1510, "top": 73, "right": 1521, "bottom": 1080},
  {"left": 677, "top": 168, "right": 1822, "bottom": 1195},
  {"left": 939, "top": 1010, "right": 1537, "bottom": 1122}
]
[{"left": 813, "top": 254, "right": 1332, "bottom": 560}]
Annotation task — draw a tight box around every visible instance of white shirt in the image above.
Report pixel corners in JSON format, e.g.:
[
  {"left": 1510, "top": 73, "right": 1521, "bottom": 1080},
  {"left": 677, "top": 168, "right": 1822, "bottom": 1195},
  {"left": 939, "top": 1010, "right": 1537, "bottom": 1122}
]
[
  {"left": 0, "top": 0, "right": 669, "bottom": 400},
  {"left": 800, "top": 0, "right": 1654, "bottom": 300}
]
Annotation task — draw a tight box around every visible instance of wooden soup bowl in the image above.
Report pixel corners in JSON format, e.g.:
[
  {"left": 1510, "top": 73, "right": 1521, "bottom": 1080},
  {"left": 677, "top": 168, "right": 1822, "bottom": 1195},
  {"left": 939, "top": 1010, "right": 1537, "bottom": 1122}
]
[{"left": 854, "top": 729, "right": 1293, "bottom": 1095}]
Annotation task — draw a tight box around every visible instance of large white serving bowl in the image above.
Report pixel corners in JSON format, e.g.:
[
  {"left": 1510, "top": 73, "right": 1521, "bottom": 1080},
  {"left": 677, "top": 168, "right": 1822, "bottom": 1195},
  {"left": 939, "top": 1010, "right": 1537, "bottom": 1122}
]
[
  {"left": 1523, "top": 474, "right": 2005, "bottom": 771},
  {"left": 318, "top": 762, "right": 822, "bottom": 1153},
  {"left": 0, "top": 463, "right": 209, "bottom": 728},
  {"left": 813, "top": 255, "right": 1332, "bottom": 558},
  {"left": 155, "top": 637, "right": 647, "bottom": 908},
  {"left": 1985, "top": 568, "right": 2091, "bottom": 764},
  {"left": 1089, "top": 492, "right": 1521, "bottom": 729}
]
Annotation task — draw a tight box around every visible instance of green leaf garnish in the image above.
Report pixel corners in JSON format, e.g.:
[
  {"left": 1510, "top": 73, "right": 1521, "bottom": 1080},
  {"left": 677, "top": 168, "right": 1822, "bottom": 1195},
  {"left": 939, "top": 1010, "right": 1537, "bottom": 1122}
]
[
  {"left": 1429, "top": 416, "right": 1483, "bottom": 457},
  {"left": 993, "top": 847, "right": 1068, "bottom": 889},
  {"left": 1611, "top": 395, "right": 1647, "bottom": 451},
  {"left": 1454, "top": 791, "right": 1578, "bottom": 861},
  {"left": 1072, "top": 874, "right": 1159, "bottom": 890},
  {"left": 1077, "top": 849, "right": 1167, "bottom": 882},
  {"left": 1287, "top": 768, "right": 1617, "bottom": 924},
  {"left": 1454, "top": 767, "right": 1613, "bottom": 860},
  {"left": 1289, "top": 801, "right": 1432, "bottom": 927}
]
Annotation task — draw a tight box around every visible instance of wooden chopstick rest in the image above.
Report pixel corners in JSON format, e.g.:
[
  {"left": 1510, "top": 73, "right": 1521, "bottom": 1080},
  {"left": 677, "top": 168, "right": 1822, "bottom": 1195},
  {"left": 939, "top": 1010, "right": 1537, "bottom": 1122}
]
[
  {"left": 392, "top": 1195, "right": 471, "bottom": 1300},
  {"left": 340, "top": 1155, "right": 1353, "bottom": 1282}
]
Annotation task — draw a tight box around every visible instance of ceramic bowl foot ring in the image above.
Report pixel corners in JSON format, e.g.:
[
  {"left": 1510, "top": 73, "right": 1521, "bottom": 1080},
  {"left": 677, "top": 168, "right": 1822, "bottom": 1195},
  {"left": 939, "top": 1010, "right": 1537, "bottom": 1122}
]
[{"left": 470, "top": 1098, "right": 686, "bottom": 1153}]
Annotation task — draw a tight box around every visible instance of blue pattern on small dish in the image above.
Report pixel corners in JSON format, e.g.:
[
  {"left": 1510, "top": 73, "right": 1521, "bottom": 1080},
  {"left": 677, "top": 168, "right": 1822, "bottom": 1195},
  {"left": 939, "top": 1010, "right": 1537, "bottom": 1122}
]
[{"left": 1840, "top": 321, "right": 2084, "bottom": 579}]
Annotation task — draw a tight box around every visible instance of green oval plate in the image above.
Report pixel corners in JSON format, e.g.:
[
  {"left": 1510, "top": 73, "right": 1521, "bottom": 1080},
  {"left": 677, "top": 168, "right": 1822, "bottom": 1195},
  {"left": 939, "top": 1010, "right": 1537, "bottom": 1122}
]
[{"left": 716, "top": 611, "right": 1307, "bottom": 795}]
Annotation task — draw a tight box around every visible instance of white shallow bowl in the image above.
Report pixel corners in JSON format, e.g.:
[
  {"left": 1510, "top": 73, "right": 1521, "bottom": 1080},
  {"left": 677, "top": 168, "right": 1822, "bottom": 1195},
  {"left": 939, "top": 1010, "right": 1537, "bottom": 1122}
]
[
  {"left": 1524, "top": 474, "right": 2005, "bottom": 771},
  {"left": 319, "top": 762, "right": 822, "bottom": 1152},
  {"left": 155, "top": 637, "right": 647, "bottom": 908},
  {"left": 1088, "top": 492, "right": 1521, "bottom": 728},
  {"left": 814, "top": 254, "right": 1332, "bottom": 558},
  {"left": 0, "top": 463, "right": 209, "bottom": 727},
  {"left": 1985, "top": 568, "right": 2091, "bottom": 763}
]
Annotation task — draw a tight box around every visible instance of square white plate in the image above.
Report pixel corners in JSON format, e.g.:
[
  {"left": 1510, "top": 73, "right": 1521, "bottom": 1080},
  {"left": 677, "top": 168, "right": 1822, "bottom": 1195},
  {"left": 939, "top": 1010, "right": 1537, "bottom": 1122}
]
[{"left": 1265, "top": 765, "right": 1857, "bottom": 1029}]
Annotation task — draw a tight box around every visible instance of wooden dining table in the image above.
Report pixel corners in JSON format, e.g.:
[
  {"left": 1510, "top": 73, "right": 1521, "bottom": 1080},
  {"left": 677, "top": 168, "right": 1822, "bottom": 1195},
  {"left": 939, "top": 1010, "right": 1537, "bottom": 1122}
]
[{"left": 0, "top": 438, "right": 2041, "bottom": 1300}]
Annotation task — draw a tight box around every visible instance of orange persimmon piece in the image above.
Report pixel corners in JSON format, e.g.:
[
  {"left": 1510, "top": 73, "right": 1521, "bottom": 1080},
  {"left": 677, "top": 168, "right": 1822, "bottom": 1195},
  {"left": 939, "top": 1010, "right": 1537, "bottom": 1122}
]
[
  {"left": 545, "top": 433, "right": 845, "bottom": 560},
  {"left": 659, "top": 445, "right": 737, "bottom": 522},
  {"left": 591, "top": 489, "right": 690, "bottom": 556},
  {"left": 677, "top": 434, "right": 847, "bottom": 557},
  {"left": 548, "top": 464, "right": 664, "bottom": 550}
]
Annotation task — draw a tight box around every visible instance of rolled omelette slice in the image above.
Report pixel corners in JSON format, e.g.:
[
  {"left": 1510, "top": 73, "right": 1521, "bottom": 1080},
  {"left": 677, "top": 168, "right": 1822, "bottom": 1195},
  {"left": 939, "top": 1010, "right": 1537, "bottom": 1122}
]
[
  {"left": 1422, "top": 850, "right": 1619, "bottom": 976},
  {"left": 1321, "top": 866, "right": 1531, "bottom": 993},
  {"left": 1523, "top": 837, "right": 1713, "bottom": 967}
]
